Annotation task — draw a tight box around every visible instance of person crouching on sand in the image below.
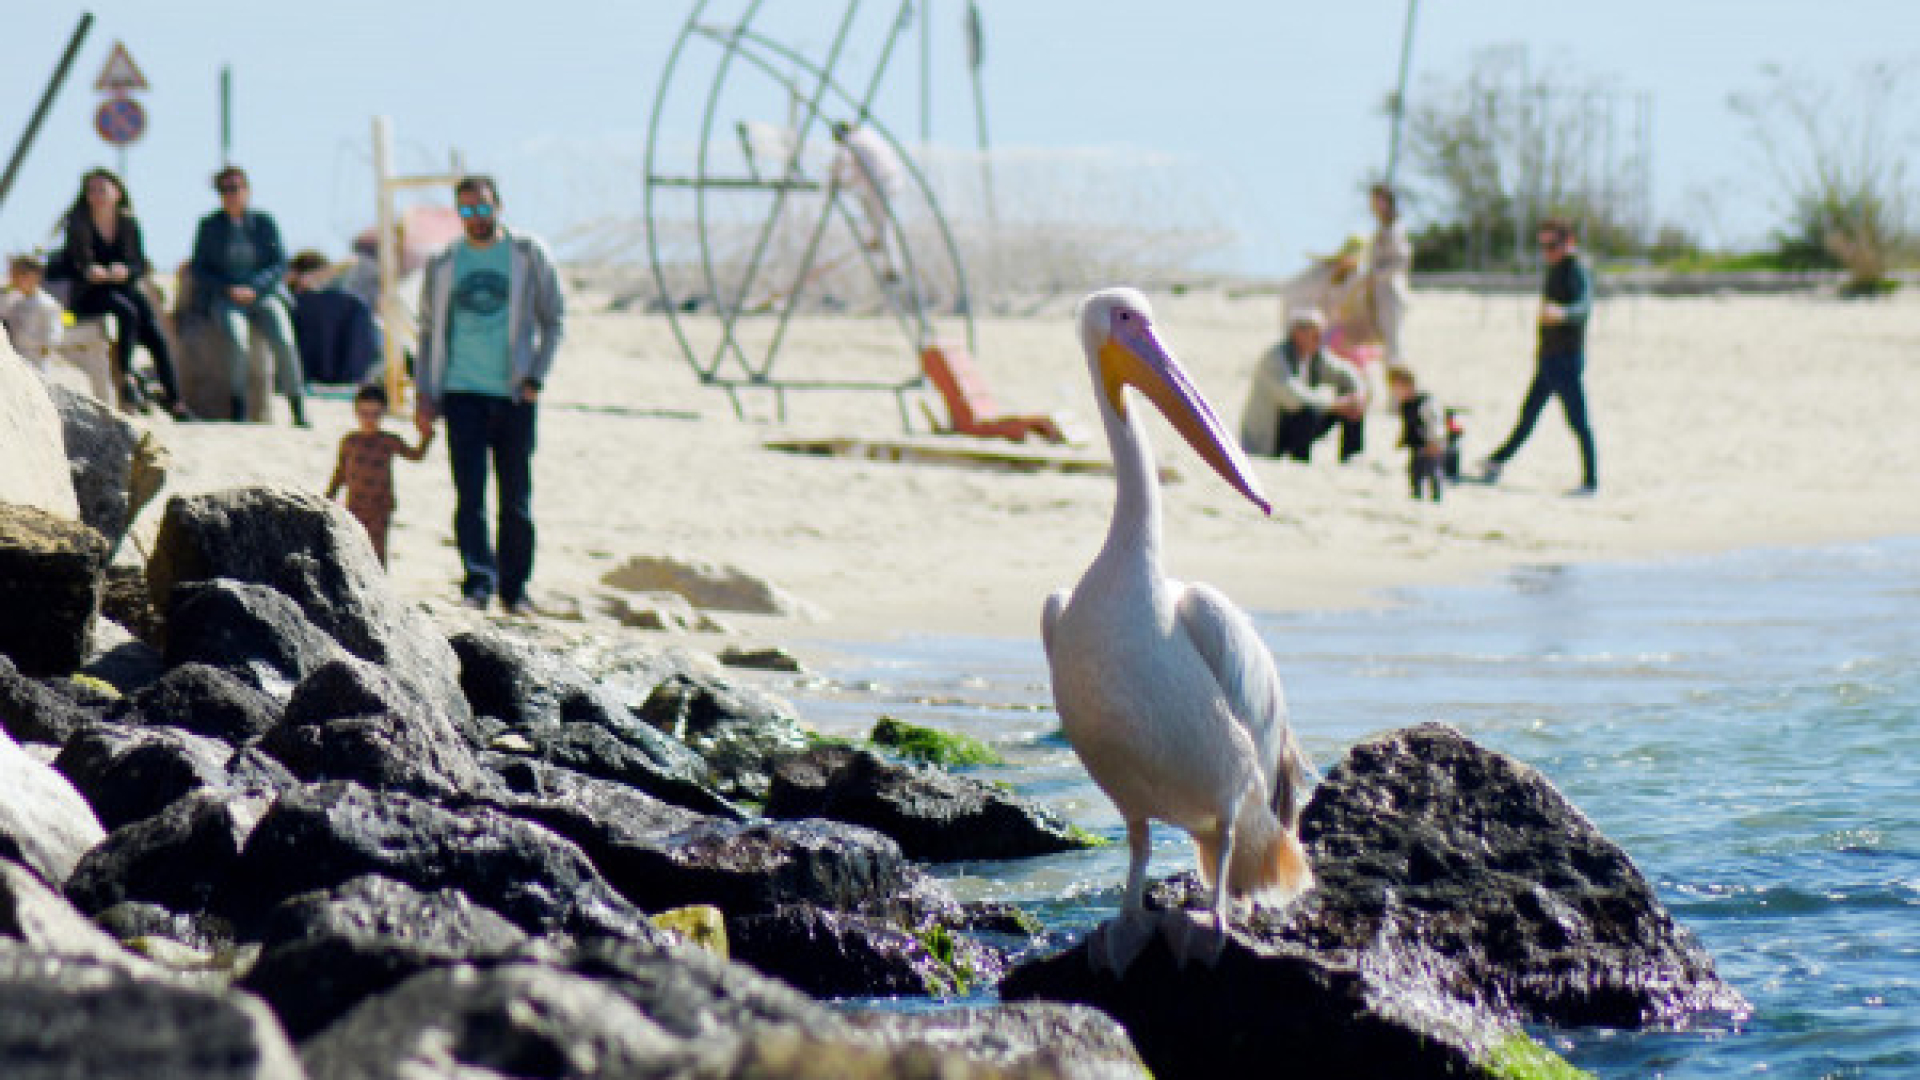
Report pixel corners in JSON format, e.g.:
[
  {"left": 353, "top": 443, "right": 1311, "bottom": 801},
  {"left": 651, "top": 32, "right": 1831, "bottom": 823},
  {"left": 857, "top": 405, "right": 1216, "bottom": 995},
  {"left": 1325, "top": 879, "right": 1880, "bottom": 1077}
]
[{"left": 326, "top": 383, "right": 432, "bottom": 565}]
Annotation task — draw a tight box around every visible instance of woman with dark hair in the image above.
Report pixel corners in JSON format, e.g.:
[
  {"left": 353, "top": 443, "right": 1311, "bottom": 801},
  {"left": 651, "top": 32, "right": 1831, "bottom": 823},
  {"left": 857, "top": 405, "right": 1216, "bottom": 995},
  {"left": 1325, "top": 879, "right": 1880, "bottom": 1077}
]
[{"left": 58, "top": 167, "right": 188, "bottom": 417}]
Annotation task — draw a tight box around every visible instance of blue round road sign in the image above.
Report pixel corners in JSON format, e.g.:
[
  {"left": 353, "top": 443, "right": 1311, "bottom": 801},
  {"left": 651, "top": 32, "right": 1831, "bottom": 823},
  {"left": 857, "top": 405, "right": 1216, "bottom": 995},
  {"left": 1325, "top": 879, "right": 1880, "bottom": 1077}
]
[{"left": 95, "top": 96, "right": 146, "bottom": 146}]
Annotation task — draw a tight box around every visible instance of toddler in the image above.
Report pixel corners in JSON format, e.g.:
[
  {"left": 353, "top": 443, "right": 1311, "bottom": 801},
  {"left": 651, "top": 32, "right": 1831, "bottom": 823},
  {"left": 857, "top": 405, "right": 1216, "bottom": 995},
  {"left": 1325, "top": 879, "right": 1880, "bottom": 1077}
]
[
  {"left": 326, "top": 383, "right": 433, "bottom": 565},
  {"left": 1386, "top": 365, "right": 1447, "bottom": 502},
  {"left": 1, "top": 253, "right": 64, "bottom": 375}
]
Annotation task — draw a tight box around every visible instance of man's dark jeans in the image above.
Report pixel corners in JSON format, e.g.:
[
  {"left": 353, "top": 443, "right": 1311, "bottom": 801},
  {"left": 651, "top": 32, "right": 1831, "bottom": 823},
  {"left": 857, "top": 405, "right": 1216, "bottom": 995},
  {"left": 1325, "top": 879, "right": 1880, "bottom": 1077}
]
[
  {"left": 1489, "top": 351, "right": 1596, "bottom": 487},
  {"left": 443, "top": 393, "right": 537, "bottom": 605},
  {"left": 1274, "top": 408, "right": 1364, "bottom": 463}
]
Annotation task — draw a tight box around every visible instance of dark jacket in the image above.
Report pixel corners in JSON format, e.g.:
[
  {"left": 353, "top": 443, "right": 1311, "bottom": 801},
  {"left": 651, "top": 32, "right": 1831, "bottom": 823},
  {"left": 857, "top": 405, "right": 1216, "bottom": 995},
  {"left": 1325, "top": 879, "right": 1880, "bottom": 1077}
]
[
  {"left": 189, "top": 209, "right": 290, "bottom": 314},
  {"left": 56, "top": 210, "right": 152, "bottom": 286},
  {"left": 1538, "top": 251, "right": 1592, "bottom": 358}
]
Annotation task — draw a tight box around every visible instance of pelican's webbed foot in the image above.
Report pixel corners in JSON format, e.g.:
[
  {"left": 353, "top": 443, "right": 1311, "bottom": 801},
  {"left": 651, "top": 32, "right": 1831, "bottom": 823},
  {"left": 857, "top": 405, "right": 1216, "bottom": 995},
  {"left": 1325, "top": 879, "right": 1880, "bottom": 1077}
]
[
  {"left": 1084, "top": 909, "right": 1157, "bottom": 977},
  {"left": 1159, "top": 907, "right": 1230, "bottom": 968}
]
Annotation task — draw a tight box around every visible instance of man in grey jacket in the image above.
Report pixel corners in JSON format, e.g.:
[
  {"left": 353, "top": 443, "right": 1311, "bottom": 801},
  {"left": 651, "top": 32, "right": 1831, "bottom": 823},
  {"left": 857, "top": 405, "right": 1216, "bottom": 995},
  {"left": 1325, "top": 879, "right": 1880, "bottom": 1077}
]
[
  {"left": 1239, "top": 308, "right": 1369, "bottom": 462},
  {"left": 413, "top": 175, "right": 564, "bottom": 614}
]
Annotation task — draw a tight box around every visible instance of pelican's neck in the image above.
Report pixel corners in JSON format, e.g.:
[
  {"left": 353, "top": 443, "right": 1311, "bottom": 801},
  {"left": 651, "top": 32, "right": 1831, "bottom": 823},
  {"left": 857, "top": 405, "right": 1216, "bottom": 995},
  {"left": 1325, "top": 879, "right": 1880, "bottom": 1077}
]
[{"left": 1099, "top": 392, "right": 1161, "bottom": 563}]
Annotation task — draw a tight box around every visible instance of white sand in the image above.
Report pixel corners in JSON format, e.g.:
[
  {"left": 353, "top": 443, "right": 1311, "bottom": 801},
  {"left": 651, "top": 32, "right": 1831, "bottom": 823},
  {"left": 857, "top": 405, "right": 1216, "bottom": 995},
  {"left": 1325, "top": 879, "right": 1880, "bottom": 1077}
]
[{"left": 127, "top": 283, "right": 1920, "bottom": 661}]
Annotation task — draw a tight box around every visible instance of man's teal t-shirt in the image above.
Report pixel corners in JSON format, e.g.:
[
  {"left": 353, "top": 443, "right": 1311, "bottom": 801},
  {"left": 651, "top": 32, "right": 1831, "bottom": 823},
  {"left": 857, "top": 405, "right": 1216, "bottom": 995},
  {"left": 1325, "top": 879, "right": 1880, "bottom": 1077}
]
[{"left": 445, "top": 239, "right": 513, "bottom": 397}]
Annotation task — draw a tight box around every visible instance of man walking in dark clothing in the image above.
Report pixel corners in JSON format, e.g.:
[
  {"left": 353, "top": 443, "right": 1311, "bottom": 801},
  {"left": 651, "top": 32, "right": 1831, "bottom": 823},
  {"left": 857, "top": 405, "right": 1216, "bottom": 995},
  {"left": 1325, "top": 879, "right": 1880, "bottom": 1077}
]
[{"left": 1479, "top": 217, "right": 1597, "bottom": 495}]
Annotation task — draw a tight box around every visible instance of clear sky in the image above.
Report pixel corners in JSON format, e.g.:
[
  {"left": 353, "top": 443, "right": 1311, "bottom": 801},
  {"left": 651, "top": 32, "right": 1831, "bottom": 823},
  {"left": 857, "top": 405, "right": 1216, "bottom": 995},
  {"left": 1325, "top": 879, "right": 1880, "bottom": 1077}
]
[{"left": 1, "top": 1, "right": 1909, "bottom": 279}]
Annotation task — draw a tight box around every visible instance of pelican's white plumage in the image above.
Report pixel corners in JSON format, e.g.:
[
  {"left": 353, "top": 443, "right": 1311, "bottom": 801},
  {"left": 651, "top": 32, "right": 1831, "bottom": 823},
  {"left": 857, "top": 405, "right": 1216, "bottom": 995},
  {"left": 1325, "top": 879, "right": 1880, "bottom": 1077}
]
[{"left": 1044, "top": 288, "right": 1312, "bottom": 972}]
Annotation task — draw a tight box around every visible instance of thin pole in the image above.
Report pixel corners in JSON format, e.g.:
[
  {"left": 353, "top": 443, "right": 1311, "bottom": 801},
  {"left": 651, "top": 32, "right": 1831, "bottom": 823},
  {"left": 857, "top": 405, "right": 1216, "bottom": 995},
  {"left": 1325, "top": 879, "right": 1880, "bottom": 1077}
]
[
  {"left": 1383, "top": 0, "right": 1419, "bottom": 185},
  {"left": 966, "top": 0, "right": 995, "bottom": 224},
  {"left": 0, "top": 12, "right": 94, "bottom": 212},
  {"left": 220, "top": 66, "right": 232, "bottom": 163}
]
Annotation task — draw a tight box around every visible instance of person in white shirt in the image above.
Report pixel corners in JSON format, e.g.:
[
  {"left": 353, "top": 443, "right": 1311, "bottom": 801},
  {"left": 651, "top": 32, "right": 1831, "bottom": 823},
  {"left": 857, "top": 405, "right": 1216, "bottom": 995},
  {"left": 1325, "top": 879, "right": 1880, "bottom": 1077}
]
[
  {"left": 829, "top": 121, "right": 907, "bottom": 277},
  {"left": 1, "top": 253, "right": 64, "bottom": 375}
]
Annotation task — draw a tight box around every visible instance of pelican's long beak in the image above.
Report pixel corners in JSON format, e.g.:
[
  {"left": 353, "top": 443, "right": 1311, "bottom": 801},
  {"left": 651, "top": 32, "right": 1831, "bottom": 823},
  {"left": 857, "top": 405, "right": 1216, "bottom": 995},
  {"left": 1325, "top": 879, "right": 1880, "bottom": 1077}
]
[{"left": 1100, "top": 313, "right": 1271, "bottom": 515}]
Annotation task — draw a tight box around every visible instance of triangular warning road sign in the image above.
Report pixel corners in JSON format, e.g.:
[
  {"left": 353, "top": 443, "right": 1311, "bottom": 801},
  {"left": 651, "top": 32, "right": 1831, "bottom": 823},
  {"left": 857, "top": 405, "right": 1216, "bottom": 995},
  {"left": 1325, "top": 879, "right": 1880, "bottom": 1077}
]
[{"left": 94, "top": 42, "right": 150, "bottom": 94}]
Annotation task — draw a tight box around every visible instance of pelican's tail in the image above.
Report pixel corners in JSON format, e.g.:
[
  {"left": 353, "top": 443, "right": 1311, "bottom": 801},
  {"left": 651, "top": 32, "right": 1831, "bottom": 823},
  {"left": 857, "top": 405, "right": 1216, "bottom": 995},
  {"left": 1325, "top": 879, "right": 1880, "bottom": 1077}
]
[{"left": 1196, "top": 790, "right": 1314, "bottom": 906}]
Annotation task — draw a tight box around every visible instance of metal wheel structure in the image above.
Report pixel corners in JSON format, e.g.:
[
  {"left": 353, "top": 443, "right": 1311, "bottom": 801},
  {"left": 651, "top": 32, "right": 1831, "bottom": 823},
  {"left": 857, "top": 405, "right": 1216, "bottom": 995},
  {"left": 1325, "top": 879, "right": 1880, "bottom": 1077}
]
[{"left": 644, "top": 0, "right": 976, "bottom": 425}]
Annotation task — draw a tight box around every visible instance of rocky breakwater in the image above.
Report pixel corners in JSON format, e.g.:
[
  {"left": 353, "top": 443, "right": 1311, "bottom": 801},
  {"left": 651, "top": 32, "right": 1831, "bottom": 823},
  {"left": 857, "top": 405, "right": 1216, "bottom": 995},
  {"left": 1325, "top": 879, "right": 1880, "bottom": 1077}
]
[
  {"left": 0, "top": 481, "right": 1144, "bottom": 1079},
  {"left": 1003, "top": 722, "right": 1750, "bottom": 1078}
]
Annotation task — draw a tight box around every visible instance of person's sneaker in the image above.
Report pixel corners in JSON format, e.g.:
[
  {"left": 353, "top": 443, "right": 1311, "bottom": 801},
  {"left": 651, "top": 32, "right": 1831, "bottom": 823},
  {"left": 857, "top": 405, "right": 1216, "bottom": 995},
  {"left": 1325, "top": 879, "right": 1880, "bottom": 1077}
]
[
  {"left": 503, "top": 598, "right": 537, "bottom": 618},
  {"left": 1475, "top": 459, "right": 1503, "bottom": 483},
  {"left": 461, "top": 589, "right": 491, "bottom": 611},
  {"left": 1567, "top": 482, "right": 1599, "bottom": 498}
]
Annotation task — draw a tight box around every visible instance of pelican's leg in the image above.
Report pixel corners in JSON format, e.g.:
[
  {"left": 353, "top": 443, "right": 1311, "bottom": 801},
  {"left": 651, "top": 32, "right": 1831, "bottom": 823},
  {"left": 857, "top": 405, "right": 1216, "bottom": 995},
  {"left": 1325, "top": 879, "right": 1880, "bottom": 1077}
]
[
  {"left": 1163, "top": 808, "right": 1237, "bottom": 968},
  {"left": 1086, "top": 819, "right": 1156, "bottom": 977}
]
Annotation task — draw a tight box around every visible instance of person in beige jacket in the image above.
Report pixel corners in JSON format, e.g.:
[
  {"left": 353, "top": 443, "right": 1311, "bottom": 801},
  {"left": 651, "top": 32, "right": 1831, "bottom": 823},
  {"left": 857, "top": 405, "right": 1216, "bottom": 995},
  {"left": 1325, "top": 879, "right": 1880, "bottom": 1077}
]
[{"left": 1239, "top": 308, "right": 1369, "bottom": 462}]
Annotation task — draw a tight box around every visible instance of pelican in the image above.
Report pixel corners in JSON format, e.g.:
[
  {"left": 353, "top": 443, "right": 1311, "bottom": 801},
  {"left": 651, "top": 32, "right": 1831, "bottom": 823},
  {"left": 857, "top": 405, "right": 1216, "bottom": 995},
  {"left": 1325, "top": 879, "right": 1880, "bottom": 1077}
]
[{"left": 1044, "top": 287, "right": 1314, "bottom": 974}]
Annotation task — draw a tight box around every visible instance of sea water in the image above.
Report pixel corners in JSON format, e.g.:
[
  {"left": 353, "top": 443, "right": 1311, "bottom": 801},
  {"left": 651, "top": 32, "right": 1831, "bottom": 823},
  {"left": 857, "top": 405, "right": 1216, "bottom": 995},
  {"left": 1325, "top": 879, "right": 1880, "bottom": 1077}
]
[{"left": 780, "top": 538, "right": 1920, "bottom": 1077}]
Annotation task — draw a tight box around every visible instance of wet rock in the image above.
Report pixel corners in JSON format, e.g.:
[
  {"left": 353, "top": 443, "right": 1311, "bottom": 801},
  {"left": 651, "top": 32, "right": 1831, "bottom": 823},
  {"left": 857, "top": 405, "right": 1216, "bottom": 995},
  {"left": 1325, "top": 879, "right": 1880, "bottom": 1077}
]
[
  {"left": 635, "top": 671, "right": 812, "bottom": 802},
  {"left": 729, "top": 906, "right": 960, "bottom": 998},
  {"left": 93, "top": 901, "right": 238, "bottom": 959},
  {"left": 259, "top": 658, "right": 497, "bottom": 802},
  {"left": 241, "top": 874, "right": 528, "bottom": 1039},
  {"left": 121, "top": 662, "right": 281, "bottom": 744},
  {"left": 0, "top": 953, "right": 303, "bottom": 1080},
  {"left": 718, "top": 645, "right": 804, "bottom": 673},
  {"left": 0, "top": 725, "right": 105, "bottom": 886},
  {"left": 766, "top": 744, "right": 1089, "bottom": 862},
  {"left": 847, "top": 1002, "right": 1151, "bottom": 1080},
  {"left": 1283, "top": 721, "right": 1749, "bottom": 1027},
  {"left": 163, "top": 578, "right": 348, "bottom": 699},
  {"left": 1002, "top": 931, "right": 1505, "bottom": 1079},
  {"left": 0, "top": 858, "right": 148, "bottom": 967},
  {"left": 48, "top": 383, "right": 143, "bottom": 558},
  {"left": 871, "top": 715, "right": 1006, "bottom": 766},
  {"left": 0, "top": 652, "right": 97, "bottom": 746},
  {"left": 298, "top": 961, "right": 699, "bottom": 1079},
  {"left": 54, "top": 721, "right": 259, "bottom": 830},
  {"left": 1003, "top": 723, "right": 1745, "bottom": 1077},
  {"left": 66, "top": 787, "right": 275, "bottom": 916},
  {"left": 233, "top": 780, "right": 661, "bottom": 943},
  {"left": 0, "top": 502, "right": 108, "bottom": 676},
  {"left": 0, "top": 341, "right": 80, "bottom": 518},
  {"left": 451, "top": 628, "right": 734, "bottom": 815},
  {"left": 147, "top": 485, "right": 471, "bottom": 735}
]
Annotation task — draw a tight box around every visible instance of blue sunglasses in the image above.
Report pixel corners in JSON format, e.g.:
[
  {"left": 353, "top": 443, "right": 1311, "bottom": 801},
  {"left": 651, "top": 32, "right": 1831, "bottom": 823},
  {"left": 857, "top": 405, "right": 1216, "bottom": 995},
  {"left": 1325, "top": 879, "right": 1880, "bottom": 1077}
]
[{"left": 458, "top": 204, "right": 496, "bottom": 219}]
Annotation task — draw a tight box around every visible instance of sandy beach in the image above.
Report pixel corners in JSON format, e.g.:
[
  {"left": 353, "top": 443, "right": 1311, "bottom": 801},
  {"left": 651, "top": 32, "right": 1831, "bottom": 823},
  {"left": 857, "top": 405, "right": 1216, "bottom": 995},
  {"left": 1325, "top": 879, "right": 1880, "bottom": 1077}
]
[{"left": 117, "top": 280, "right": 1920, "bottom": 660}]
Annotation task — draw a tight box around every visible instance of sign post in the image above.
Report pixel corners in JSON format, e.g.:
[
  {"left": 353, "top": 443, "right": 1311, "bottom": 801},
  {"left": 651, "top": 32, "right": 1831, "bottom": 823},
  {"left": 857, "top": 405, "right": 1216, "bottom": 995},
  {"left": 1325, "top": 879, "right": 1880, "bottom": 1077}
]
[{"left": 93, "top": 41, "right": 150, "bottom": 174}]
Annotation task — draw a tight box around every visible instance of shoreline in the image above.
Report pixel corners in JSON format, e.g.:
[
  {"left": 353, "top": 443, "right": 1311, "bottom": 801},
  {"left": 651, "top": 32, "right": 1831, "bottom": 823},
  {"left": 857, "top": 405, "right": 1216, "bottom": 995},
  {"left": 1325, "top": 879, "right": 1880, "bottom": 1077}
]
[{"left": 106, "top": 283, "right": 1920, "bottom": 667}]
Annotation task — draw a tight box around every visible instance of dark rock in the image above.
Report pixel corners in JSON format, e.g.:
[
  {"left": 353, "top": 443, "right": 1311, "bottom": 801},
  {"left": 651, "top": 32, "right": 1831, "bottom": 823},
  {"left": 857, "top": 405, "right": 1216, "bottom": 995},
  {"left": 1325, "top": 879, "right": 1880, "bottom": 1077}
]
[
  {"left": 635, "top": 671, "right": 812, "bottom": 802},
  {"left": 297, "top": 961, "right": 703, "bottom": 1079},
  {"left": 49, "top": 383, "right": 141, "bottom": 557},
  {"left": 1002, "top": 931, "right": 1503, "bottom": 1079},
  {"left": 0, "top": 952, "right": 303, "bottom": 1079},
  {"left": 163, "top": 578, "right": 348, "bottom": 699},
  {"left": 451, "top": 628, "right": 733, "bottom": 814},
  {"left": 259, "top": 658, "right": 497, "bottom": 801},
  {"left": 847, "top": 1003, "right": 1150, "bottom": 1080},
  {"left": 100, "top": 562, "right": 162, "bottom": 648},
  {"left": 0, "top": 858, "right": 148, "bottom": 967},
  {"left": 55, "top": 722, "right": 247, "bottom": 830},
  {"left": 233, "top": 781, "right": 662, "bottom": 943},
  {"left": 66, "top": 787, "right": 274, "bottom": 915},
  {"left": 148, "top": 485, "right": 471, "bottom": 735},
  {"left": 480, "top": 754, "right": 902, "bottom": 919},
  {"left": 767, "top": 744, "right": 1090, "bottom": 862},
  {"left": 1285, "top": 722, "right": 1748, "bottom": 1027},
  {"left": 242, "top": 874, "right": 527, "bottom": 1039},
  {"left": 0, "top": 726, "right": 105, "bottom": 885},
  {"left": 93, "top": 901, "right": 237, "bottom": 958},
  {"left": 0, "top": 652, "right": 96, "bottom": 746},
  {"left": 1003, "top": 723, "right": 1746, "bottom": 1077},
  {"left": 79, "top": 619, "right": 166, "bottom": 697},
  {"left": 609, "top": 816, "right": 907, "bottom": 918},
  {"left": 729, "top": 906, "right": 959, "bottom": 998},
  {"left": 0, "top": 502, "right": 107, "bottom": 676},
  {"left": 122, "top": 663, "right": 281, "bottom": 744},
  {"left": 718, "top": 645, "right": 804, "bottom": 673}
]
